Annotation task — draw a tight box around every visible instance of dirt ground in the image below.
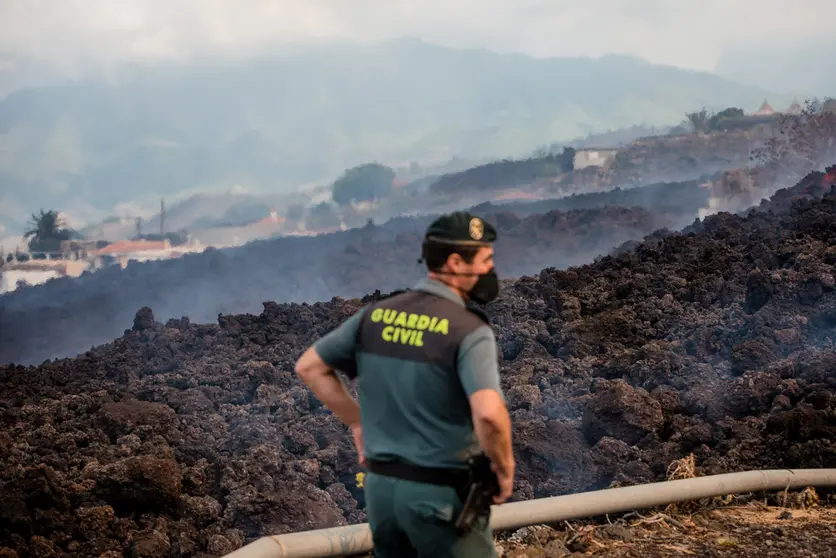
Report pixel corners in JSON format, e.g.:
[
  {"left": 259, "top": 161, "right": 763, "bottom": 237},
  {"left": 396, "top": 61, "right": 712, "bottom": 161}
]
[
  {"left": 496, "top": 499, "right": 836, "bottom": 557},
  {"left": 349, "top": 490, "right": 836, "bottom": 557}
]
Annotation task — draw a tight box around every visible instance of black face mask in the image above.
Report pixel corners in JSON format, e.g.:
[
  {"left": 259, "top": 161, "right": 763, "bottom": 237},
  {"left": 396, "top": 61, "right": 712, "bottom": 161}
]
[
  {"left": 427, "top": 268, "right": 500, "bottom": 304},
  {"left": 467, "top": 268, "right": 500, "bottom": 304}
]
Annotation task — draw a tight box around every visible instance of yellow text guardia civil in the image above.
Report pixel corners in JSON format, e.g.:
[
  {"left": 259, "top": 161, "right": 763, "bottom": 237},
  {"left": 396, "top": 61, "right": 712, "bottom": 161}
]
[{"left": 369, "top": 307, "right": 450, "bottom": 347}]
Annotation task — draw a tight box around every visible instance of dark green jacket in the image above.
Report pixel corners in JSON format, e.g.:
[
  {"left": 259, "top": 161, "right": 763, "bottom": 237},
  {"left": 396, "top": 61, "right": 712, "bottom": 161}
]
[{"left": 314, "top": 277, "right": 503, "bottom": 469}]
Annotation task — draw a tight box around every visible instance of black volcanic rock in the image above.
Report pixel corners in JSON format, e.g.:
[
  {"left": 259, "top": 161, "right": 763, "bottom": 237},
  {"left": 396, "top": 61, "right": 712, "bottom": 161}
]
[
  {"left": 1, "top": 169, "right": 836, "bottom": 556},
  {"left": 1, "top": 199, "right": 678, "bottom": 366}
]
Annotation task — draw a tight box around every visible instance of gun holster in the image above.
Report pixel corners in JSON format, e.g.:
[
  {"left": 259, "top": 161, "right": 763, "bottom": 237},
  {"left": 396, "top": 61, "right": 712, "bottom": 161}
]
[{"left": 453, "top": 453, "right": 500, "bottom": 536}]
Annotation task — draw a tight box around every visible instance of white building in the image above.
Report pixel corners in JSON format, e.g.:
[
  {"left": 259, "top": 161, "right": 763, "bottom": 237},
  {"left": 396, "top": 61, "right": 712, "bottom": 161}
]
[
  {"left": 0, "top": 259, "right": 89, "bottom": 294},
  {"left": 573, "top": 148, "right": 619, "bottom": 170}
]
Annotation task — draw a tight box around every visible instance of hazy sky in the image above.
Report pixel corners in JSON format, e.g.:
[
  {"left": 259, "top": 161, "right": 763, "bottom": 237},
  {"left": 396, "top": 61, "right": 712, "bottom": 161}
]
[{"left": 1, "top": 0, "right": 834, "bottom": 84}]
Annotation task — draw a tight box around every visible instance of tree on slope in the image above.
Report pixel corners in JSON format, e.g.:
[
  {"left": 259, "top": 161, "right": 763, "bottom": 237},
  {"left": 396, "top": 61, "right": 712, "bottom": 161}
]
[
  {"left": 709, "top": 107, "right": 744, "bottom": 130},
  {"left": 752, "top": 98, "right": 836, "bottom": 183},
  {"left": 684, "top": 106, "right": 745, "bottom": 134},
  {"left": 685, "top": 108, "right": 711, "bottom": 134},
  {"left": 24, "top": 209, "right": 75, "bottom": 253},
  {"left": 331, "top": 163, "right": 395, "bottom": 206}
]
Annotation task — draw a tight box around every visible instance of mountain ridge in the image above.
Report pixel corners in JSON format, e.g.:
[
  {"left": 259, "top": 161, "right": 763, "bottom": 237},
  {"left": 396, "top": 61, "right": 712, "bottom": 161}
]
[{"left": 0, "top": 38, "right": 792, "bottom": 235}]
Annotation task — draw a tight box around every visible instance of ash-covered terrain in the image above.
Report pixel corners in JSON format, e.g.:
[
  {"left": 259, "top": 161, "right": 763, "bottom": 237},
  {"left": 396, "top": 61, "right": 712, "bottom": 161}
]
[
  {"left": 1, "top": 168, "right": 835, "bottom": 557},
  {"left": 0, "top": 177, "right": 712, "bottom": 366}
]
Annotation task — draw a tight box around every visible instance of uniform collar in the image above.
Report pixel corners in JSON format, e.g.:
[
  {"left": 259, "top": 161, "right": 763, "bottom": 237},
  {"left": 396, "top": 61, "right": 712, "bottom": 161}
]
[{"left": 413, "top": 276, "right": 466, "bottom": 307}]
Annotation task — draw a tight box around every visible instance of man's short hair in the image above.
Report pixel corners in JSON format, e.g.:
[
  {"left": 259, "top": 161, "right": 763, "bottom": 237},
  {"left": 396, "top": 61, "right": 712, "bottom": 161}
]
[{"left": 421, "top": 241, "right": 481, "bottom": 272}]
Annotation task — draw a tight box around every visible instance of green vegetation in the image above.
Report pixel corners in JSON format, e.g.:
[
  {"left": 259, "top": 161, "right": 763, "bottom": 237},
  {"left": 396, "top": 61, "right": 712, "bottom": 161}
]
[
  {"left": 711, "top": 107, "right": 746, "bottom": 127},
  {"left": 23, "top": 209, "right": 78, "bottom": 253},
  {"left": 684, "top": 107, "right": 746, "bottom": 134},
  {"left": 331, "top": 163, "right": 395, "bottom": 206}
]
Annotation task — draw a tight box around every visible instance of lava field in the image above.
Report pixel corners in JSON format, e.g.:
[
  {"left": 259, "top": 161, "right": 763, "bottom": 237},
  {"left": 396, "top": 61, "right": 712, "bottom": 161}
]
[
  {"left": 1, "top": 168, "right": 835, "bottom": 557},
  {"left": 0, "top": 177, "right": 710, "bottom": 366}
]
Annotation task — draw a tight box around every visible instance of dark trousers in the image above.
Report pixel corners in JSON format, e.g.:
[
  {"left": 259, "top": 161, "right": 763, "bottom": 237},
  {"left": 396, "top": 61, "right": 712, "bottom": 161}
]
[{"left": 364, "top": 471, "right": 497, "bottom": 558}]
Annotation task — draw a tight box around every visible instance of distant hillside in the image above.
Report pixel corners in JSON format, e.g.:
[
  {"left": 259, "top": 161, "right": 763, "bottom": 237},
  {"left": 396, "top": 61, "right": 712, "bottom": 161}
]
[
  {"left": 0, "top": 38, "right": 789, "bottom": 234},
  {"left": 536, "top": 124, "right": 673, "bottom": 152},
  {"left": 715, "top": 37, "right": 836, "bottom": 97},
  {"left": 86, "top": 121, "right": 784, "bottom": 241}
]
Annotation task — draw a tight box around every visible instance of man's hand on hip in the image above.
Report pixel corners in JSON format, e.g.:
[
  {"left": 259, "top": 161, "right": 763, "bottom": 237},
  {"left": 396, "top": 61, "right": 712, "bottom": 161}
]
[{"left": 492, "top": 460, "right": 514, "bottom": 504}]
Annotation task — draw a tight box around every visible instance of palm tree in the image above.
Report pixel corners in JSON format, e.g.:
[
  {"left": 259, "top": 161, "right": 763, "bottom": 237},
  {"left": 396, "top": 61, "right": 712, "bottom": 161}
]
[
  {"left": 24, "top": 209, "right": 73, "bottom": 253},
  {"left": 685, "top": 108, "right": 712, "bottom": 134}
]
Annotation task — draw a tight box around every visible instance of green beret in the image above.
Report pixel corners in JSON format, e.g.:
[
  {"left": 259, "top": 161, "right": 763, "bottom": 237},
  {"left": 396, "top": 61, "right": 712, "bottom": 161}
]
[{"left": 425, "top": 211, "right": 497, "bottom": 245}]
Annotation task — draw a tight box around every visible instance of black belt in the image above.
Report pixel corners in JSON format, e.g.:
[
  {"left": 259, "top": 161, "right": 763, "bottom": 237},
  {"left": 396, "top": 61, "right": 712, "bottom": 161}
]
[
  {"left": 366, "top": 458, "right": 471, "bottom": 491},
  {"left": 367, "top": 457, "right": 496, "bottom": 533}
]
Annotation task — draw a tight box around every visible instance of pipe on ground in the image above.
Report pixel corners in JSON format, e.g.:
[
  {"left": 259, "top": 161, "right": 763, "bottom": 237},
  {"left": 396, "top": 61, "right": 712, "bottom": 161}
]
[{"left": 222, "top": 468, "right": 836, "bottom": 558}]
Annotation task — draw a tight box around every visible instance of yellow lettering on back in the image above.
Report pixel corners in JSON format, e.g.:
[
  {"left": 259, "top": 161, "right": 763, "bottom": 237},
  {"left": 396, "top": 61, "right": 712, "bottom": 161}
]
[
  {"left": 406, "top": 313, "right": 418, "bottom": 328},
  {"left": 382, "top": 325, "right": 394, "bottom": 341},
  {"left": 376, "top": 312, "right": 447, "bottom": 345}
]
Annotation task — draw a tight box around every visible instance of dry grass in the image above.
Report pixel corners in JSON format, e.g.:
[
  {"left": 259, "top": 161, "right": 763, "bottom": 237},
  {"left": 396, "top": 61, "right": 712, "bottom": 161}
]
[
  {"left": 665, "top": 452, "right": 696, "bottom": 481},
  {"left": 494, "top": 455, "right": 836, "bottom": 557},
  {"left": 495, "top": 501, "right": 836, "bottom": 557}
]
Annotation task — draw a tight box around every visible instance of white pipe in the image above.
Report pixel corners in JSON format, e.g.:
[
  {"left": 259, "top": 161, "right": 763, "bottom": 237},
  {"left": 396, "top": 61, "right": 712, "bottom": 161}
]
[
  {"left": 490, "top": 468, "right": 836, "bottom": 531},
  {"left": 222, "top": 468, "right": 836, "bottom": 558},
  {"left": 222, "top": 525, "right": 373, "bottom": 558}
]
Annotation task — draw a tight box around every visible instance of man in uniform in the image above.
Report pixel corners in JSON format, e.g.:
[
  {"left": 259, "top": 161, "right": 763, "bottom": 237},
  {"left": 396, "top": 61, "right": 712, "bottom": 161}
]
[{"left": 294, "top": 210, "right": 515, "bottom": 557}]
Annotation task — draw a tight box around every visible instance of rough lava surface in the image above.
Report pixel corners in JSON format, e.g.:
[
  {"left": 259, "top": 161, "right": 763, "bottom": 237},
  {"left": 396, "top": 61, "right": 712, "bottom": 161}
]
[
  {"left": 2, "top": 168, "right": 836, "bottom": 557},
  {"left": 0, "top": 178, "right": 710, "bottom": 367}
]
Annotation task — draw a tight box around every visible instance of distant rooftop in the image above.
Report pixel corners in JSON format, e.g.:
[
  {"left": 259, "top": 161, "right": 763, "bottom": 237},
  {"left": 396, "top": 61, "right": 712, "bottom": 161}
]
[
  {"left": 92, "top": 239, "right": 170, "bottom": 255},
  {"left": 754, "top": 99, "right": 775, "bottom": 116}
]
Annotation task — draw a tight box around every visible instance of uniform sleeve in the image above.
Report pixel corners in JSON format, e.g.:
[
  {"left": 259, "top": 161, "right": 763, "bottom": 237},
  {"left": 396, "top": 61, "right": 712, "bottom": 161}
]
[
  {"left": 456, "top": 325, "right": 503, "bottom": 398},
  {"left": 313, "top": 309, "right": 365, "bottom": 378}
]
